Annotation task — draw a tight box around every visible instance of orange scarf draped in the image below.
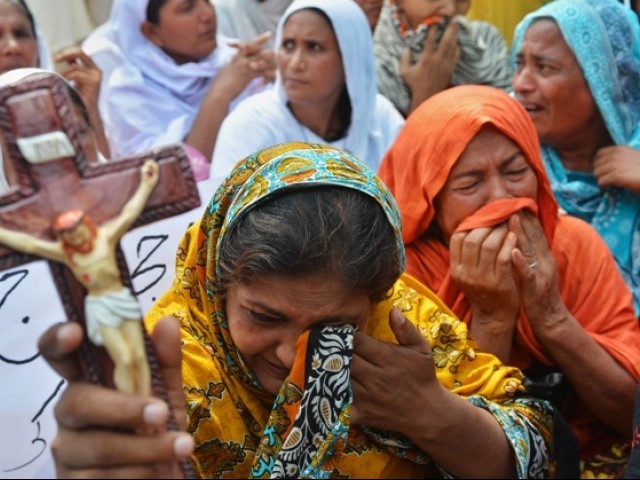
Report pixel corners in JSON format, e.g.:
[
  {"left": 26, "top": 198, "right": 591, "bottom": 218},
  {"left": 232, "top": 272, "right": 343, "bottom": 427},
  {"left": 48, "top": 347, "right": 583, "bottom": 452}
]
[{"left": 378, "top": 85, "right": 640, "bottom": 456}]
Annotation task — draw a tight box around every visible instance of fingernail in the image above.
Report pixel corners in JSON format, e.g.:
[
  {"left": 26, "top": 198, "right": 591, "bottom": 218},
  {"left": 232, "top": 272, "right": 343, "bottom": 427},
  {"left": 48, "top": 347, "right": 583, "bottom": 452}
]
[
  {"left": 392, "top": 307, "right": 406, "bottom": 324},
  {"left": 56, "top": 322, "right": 76, "bottom": 342},
  {"left": 143, "top": 401, "right": 169, "bottom": 425},
  {"left": 174, "top": 434, "right": 195, "bottom": 458}
]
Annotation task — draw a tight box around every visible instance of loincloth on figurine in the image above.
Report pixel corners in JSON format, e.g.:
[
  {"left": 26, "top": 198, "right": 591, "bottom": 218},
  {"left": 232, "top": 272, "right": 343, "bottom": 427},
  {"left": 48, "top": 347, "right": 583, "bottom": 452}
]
[{"left": 84, "top": 288, "right": 141, "bottom": 345}]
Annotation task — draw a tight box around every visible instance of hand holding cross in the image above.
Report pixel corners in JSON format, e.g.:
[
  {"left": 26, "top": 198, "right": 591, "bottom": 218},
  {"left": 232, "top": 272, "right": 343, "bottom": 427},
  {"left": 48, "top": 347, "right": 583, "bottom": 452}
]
[{"left": 0, "top": 71, "right": 199, "bottom": 398}]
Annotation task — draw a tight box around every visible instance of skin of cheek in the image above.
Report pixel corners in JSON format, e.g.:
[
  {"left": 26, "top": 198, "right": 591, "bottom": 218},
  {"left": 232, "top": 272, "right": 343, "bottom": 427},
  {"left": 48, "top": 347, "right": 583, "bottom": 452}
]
[
  {"left": 224, "top": 277, "right": 373, "bottom": 394},
  {"left": 0, "top": 7, "right": 39, "bottom": 72}
]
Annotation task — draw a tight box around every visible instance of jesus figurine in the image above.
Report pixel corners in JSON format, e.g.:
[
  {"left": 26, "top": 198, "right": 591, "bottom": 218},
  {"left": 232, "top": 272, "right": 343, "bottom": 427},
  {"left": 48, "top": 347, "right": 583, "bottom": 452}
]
[{"left": 0, "top": 159, "right": 160, "bottom": 396}]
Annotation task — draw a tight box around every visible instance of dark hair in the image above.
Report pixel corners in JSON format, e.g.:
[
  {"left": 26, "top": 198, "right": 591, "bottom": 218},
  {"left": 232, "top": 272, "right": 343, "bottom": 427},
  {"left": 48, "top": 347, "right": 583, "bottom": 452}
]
[
  {"left": 146, "top": 0, "right": 168, "bottom": 25},
  {"left": 218, "top": 186, "right": 401, "bottom": 302}
]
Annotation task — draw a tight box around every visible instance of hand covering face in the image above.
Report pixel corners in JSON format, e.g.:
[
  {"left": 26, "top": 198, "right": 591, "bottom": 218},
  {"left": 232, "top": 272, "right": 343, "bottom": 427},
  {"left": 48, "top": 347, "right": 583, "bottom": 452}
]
[
  {"left": 379, "top": 84, "right": 640, "bottom": 462},
  {"left": 146, "top": 141, "right": 554, "bottom": 478}
]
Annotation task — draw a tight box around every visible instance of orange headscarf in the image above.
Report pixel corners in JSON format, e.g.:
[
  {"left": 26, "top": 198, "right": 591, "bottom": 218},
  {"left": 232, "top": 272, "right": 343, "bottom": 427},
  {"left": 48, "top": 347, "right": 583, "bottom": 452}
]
[{"left": 379, "top": 85, "right": 640, "bottom": 455}]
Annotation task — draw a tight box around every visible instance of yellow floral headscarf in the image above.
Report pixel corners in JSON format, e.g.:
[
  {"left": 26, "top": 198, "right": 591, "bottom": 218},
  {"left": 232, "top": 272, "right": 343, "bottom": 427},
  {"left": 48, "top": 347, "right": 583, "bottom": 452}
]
[{"left": 146, "top": 143, "right": 554, "bottom": 478}]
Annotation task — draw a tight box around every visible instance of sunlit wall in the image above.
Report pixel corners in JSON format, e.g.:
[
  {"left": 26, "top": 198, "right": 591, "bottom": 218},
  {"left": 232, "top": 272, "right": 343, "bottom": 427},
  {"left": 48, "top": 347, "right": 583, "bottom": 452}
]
[{"left": 466, "top": 0, "right": 549, "bottom": 46}]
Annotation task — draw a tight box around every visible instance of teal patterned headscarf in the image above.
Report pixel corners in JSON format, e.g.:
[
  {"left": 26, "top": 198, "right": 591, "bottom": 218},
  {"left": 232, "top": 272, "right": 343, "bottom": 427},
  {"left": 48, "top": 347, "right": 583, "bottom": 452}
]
[
  {"left": 214, "top": 143, "right": 406, "bottom": 283},
  {"left": 512, "top": 0, "right": 640, "bottom": 315},
  {"left": 192, "top": 142, "right": 406, "bottom": 388}
]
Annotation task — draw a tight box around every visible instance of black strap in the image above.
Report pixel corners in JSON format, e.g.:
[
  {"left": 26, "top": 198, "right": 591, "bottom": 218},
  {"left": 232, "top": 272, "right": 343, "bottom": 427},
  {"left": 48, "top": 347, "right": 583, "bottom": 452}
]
[
  {"left": 552, "top": 407, "right": 581, "bottom": 479},
  {"left": 522, "top": 371, "right": 580, "bottom": 478},
  {"left": 624, "top": 384, "right": 640, "bottom": 479}
]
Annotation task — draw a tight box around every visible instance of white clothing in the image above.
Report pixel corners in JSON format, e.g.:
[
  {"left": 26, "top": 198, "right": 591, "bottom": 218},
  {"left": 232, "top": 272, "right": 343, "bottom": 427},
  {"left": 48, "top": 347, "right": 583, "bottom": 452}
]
[
  {"left": 81, "top": 21, "right": 122, "bottom": 133},
  {"left": 99, "top": 0, "right": 269, "bottom": 159},
  {"left": 213, "top": 0, "right": 293, "bottom": 46},
  {"left": 211, "top": 91, "right": 404, "bottom": 176},
  {"left": 210, "top": 0, "right": 405, "bottom": 176},
  {"left": 84, "top": 287, "right": 141, "bottom": 346}
]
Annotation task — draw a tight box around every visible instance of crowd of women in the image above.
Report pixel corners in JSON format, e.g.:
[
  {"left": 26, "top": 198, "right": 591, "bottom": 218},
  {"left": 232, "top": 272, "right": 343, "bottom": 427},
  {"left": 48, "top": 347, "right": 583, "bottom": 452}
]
[{"left": 1, "top": 0, "right": 640, "bottom": 477}]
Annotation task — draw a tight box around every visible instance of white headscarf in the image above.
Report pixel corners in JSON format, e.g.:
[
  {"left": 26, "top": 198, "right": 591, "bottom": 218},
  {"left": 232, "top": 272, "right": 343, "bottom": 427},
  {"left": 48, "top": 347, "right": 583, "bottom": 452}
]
[
  {"left": 102, "top": 0, "right": 264, "bottom": 158},
  {"left": 210, "top": 0, "right": 404, "bottom": 176},
  {"left": 275, "top": 0, "right": 378, "bottom": 158}
]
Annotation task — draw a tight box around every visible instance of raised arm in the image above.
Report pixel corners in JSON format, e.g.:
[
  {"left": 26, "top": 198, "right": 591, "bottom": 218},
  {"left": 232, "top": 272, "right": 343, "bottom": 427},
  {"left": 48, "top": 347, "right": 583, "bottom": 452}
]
[
  {"left": 185, "top": 31, "right": 274, "bottom": 159},
  {"left": 55, "top": 47, "right": 112, "bottom": 160},
  {"left": 106, "top": 159, "right": 160, "bottom": 240},
  {"left": 0, "top": 225, "right": 65, "bottom": 263},
  {"left": 512, "top": 213, "right": 639, "bottom": 435}
]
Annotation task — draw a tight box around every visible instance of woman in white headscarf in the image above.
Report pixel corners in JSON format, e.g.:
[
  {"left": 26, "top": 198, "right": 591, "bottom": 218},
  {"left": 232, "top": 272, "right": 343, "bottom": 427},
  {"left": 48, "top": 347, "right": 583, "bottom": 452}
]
[
  {"left": 99, "top": 0, "right": 274, "bottom": 172},
  {"left": 210, "top": 0, "right": 404, "bottom": 177},
  {"left": 0, "top": 0, "right": 53, "bottom": 74}
]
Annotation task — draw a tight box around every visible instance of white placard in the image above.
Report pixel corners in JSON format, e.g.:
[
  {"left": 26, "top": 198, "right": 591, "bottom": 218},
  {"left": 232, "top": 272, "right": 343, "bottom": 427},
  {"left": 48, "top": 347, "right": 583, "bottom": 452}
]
[
  {"left": 0, "top": 261, "right": 65, "bottom": 478},
  {"left": 0, "top": 176, "right": 222, "bottom": 479}
]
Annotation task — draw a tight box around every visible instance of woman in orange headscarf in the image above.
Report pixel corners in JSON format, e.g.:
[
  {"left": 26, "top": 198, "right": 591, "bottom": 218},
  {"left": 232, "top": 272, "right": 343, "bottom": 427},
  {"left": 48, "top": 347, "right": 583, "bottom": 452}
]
[{"left": 379, "top": 85, "right": 640, "bottom": 477}]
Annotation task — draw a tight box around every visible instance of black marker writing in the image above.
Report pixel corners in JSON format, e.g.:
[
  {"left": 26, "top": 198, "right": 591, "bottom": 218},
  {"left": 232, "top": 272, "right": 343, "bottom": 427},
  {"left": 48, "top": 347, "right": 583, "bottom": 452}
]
[
  {"left": 2, "top": 380, "right": 64, "bottom": 472},
  {"left": 130, "top": 235, "right": 169, "bottom": 296},
  {"left": 0, "top": 269, "right": 38, "bottom": 364}
]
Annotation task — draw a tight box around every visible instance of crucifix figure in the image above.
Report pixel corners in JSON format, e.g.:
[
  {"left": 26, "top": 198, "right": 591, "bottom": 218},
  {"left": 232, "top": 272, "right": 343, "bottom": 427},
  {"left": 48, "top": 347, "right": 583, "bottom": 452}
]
[
  {"left": 0, "top": 71, "right": 200, "bottom": 403},
  {"left": 0, "top": 159, "right": 159, "bottom": 395}
]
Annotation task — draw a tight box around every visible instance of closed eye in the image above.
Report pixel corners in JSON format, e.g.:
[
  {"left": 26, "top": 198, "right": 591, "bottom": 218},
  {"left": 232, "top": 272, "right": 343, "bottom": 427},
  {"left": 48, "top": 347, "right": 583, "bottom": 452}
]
[
  {"left": 246, "top": 309, "right": 283, "bottom": 326},
  {"left": 453, "top": 181, "right": 479, "bottom": 192},
  {"left": 506, "top": 167, "right": 529, "bottom": 177}
]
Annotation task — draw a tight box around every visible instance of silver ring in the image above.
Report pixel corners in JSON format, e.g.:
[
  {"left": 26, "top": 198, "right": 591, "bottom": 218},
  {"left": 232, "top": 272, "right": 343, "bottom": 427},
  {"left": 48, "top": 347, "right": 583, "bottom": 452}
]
[{"left": 529, "top": 261, "right": 538, "bottom": 269}]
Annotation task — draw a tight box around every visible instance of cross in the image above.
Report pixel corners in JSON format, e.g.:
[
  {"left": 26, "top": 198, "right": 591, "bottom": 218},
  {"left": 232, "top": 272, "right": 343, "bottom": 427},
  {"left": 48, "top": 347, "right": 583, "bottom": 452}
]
[{"left": 0, "top": 72, "right": 199, "bottom": 475}]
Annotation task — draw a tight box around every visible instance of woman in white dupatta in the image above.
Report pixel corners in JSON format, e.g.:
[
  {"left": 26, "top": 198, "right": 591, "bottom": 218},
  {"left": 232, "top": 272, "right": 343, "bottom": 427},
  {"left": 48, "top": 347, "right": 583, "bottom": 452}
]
[
  {"left": 100, "top": 0, "right": 274, "bottom": 169},
  {"left": 210, "top": 0, "right": 404, "bottom": 178}
]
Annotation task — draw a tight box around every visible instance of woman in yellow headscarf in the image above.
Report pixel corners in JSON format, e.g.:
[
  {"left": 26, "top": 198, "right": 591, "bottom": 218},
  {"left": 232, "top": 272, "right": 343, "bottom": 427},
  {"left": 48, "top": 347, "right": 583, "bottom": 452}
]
[{"left": 39, "top": 142, "right": 555, "bottom": 478}]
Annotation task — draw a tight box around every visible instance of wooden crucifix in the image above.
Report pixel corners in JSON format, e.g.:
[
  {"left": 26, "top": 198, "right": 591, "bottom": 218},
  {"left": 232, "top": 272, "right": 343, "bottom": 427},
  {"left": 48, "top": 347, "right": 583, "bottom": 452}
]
[{"left": 0, "top": 71, "right": 199, "bottom": 475}]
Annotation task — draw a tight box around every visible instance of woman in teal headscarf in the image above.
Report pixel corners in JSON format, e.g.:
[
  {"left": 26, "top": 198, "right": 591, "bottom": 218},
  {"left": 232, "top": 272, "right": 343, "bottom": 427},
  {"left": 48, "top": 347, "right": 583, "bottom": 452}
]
[{"left": 512, "top": 0, "right": 640, "bottom": 318}]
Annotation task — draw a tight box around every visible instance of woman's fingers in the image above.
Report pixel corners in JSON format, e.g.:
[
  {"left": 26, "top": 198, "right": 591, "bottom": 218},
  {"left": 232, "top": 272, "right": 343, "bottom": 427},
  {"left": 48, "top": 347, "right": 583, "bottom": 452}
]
[
  {"left": 53, "top": 426, "right": 191, "bottom": 469},
  {"left": 55, "top": 383, "right": 167, "bottom": 430},
  {"left": 52, "top": 382, "right": 193, "bottom": 475}
]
